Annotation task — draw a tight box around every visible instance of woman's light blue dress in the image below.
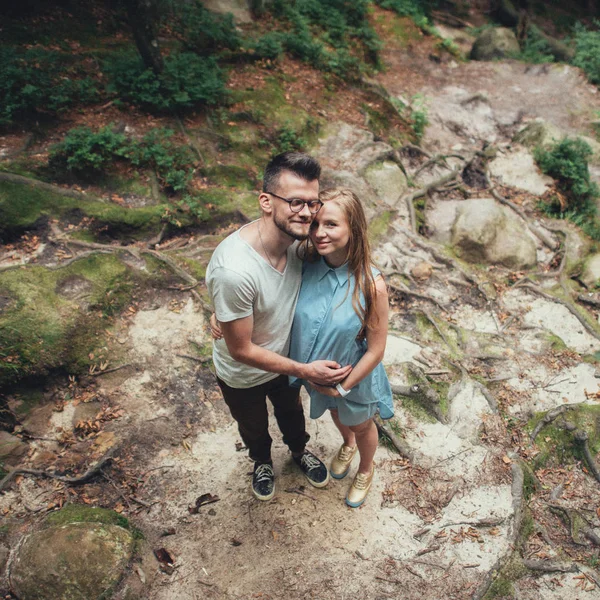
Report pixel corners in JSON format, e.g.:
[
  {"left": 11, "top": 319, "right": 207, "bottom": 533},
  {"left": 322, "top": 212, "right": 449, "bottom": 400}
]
[{"left": 289, "top": 258, "right": 394, "bottom": 426}]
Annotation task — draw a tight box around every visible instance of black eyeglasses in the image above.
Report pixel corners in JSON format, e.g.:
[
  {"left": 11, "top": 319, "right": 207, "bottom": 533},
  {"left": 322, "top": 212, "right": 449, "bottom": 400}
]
[{"left": 267, "top": 192, "right": 323, "bottom": 214}]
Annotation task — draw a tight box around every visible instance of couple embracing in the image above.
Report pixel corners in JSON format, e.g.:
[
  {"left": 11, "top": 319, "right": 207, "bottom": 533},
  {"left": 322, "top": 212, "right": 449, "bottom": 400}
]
[{"left": 206, "top": 152, "right": 393, "bottom": 508}]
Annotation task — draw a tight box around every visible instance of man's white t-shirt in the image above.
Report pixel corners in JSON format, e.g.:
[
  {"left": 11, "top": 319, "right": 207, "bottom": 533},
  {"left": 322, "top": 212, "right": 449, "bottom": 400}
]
[{"left": 206, "top": 224, "right": 302, "bottom": 389}]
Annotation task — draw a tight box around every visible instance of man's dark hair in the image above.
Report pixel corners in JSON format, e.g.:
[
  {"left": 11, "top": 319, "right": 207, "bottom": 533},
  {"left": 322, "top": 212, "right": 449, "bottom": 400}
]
[{"left": 262, "top": 152, "right": 321, "bottom": 193}]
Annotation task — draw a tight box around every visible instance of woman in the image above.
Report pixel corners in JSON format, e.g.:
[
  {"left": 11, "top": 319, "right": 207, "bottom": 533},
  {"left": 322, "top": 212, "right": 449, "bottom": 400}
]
[
  {"left": 211, "top": 188, "right": 393, "bottom": 507},
  {"left": 289, "top": 188, "right": 393, "bottom": 508}
]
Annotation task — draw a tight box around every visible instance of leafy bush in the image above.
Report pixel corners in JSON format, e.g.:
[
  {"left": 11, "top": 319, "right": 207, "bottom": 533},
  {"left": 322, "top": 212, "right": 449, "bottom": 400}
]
[
  {"left": 173, "top": 1, "right": 241, "bottom": 55},
  {"left": 410, "top": 95, "right": 429, "bottom": 142},
  {"left": 104, "top": 51, "right": 226, "bottom": 112},
  {"left": 516, "top": 26, "right": 555, "bottom": 64},
  {"left": 0, "top": 47, "right": 98, "bottom": 126},
  {"left": 535, "top": 138, "right": 599, "bottom": 212},
  {"left": 573, "top": 21, "right": 600, "bottom": 85},
  {"left": 126, "top": 129, "right": 195, "bottom": 192},
  {"left": 274, "top": 125, "right": 307, "bottom": 154},
  {"left": 49, "top": 126, "right": 127, "bottom": 176},
  {"left": 49, "top": 126, "right": 195, "bottom": 193},
  {"left": 252, "top": 33, "right": 285, "bottom": 60}
]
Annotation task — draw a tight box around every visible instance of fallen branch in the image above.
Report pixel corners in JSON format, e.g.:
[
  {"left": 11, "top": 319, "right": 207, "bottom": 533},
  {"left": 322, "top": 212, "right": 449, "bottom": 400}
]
[
  {"left": 0, "top": 448, "right": 116, "bottom": 492},
  {"left": 374, "top": 415, "right": 415, "bottom": 462},
  {"left": 522, "top": 559, "right": 577, "bottom": 573}
]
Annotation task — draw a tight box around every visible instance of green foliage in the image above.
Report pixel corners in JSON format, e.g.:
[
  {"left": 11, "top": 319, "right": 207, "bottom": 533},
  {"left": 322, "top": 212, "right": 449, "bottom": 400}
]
[
  {"left": 0, "top": 46, "right": 98, "bottom": 126},
  {"left": 267, "top": 0, "right": 381, "bottom": 78},
  {"left": 375, "top": 0, "right": 430, "bottom": 20},
  {"left": 49, "top": 125, "right": 195, "bottom": 193},
  {"left": 535, "top": 138, "right": 600, "bottom": 240},
  {"left": 104, "top": 51, "right": 226, "bottom": 112},
  {"left": 172, "top": 1, "right": 241, "bottom": 55},
  {"left": 49, "top": 126, "right": 127, "bottom": 176},
  {"left": 126, "top": 129, "right": 195, "bottom": 192},
  {"left": 252, "top": 33, "right": 285, "bottom": 61},
  {"left": 410, "top": 95, "right": 428, "bottom": 142},
  {"left": 535, "top": 138, "right": 599, "bottom": 211},
  {"left": 573, "top": 21, "right": 600, "bottom": 85},
  {"left": 274, "top": 125, "right": 307, "bottom": 154},
  {"left": 515, "top": 26, "right": 555, "bottom": 64}
]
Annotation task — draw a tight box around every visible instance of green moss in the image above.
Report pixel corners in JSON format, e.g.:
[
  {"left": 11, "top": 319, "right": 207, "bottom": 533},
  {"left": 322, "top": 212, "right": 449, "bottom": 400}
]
[
  {"left": 399, "top": 396, "right": 437, "bottom": 423},
  {"left": 368, "top": 210, "right": 392, "bottom": 244},
  {"left": 528, "top": 405, "right": 600, "bottom": 469},
  {"left": 0, "top": 180, "right": 167, "bottom": 242},
  {"left": 46, "top": 504, "right": 131, "bottom": 529},
  {"left": 0, "top": 254, "right": 148, "bottom": 387},
  {"left": 545, "top": 332, "right": 567, "bottom": 352},
  {"left": 201, "top": 165, "right": 257, "bottom": 191}
]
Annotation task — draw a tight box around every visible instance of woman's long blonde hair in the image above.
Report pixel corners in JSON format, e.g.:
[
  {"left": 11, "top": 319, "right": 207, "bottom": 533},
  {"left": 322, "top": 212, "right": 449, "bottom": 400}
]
[{"left": 300, "top": 188, "right": 379, "bottom": 337}]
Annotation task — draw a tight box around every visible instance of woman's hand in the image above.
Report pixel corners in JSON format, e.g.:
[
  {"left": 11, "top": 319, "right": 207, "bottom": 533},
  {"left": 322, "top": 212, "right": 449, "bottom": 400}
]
[
  {"left": 209, "top": 314, "right": 223, "bottom": 340},
  {"left": 309, "top": 381, "right": 341, "bottom": 397}
]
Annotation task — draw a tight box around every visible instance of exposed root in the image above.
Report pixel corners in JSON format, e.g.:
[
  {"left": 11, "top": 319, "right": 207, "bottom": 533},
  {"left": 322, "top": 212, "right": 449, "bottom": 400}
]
[
  {"left": 548, "top": 504, "right": 600, "bottom": 546},
  {"left": 521, "top": 559, "right": 577, "bottom": 573},
  {"left": 413, "top": 153, "right": 465, "bottom": 178},
  {"left": 387, "top": 279, "right": 448, "bottom": 313},
  {"left": 0, "top": 171, "right": 102, "bottom": 202},
  {"left": 0, "top": 448, "right": 116, "bottom": 492},
  {"left": 529, "top": 405, "right": 570, "bottom": 443},
  {"left": 392, "top": 366, "right": 446, "bottom": 423},
  {"left": 573, "top": 429, "right": 600, "bottom": 484},
  {"left": 374, "top": 416, "right": 415, "bottom": 462},
  {"left": 578, "top": 294, "right": 600, "bottom": 308}
]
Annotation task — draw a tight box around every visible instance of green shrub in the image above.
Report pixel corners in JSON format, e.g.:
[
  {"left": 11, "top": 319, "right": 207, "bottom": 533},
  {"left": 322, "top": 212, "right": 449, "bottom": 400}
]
[
  {"left": 126, "top": 129, "right": 195, "bottom": 192},
  {"left": 0, "top": 46, "right": 98, "bottom": 126},
  {"left": 253, "top": 33, "right": 285, "bottom": 60},
  {"left": 173, "top": 1, "right": 241, "bottom": 55},
  {"left": 410, "top": 95, "right": 428, "bottom": 142},
  {"left": 573, "top": 21, "right": 600, "bottom": 85},
  {"left": 49, "top": 126, "right": 127, "bottom": 176},
  {"left": 274, "top": 125, "right": 307, "bottom": 154},
  {"left": 535, "top": 138, "right": 599, "bottom": 211},
  {"left": 104, "top": 51, "right": 226, "bottom": 112},
  {"left": 515, "top": 25, "right": 555, "bottom": 64}
]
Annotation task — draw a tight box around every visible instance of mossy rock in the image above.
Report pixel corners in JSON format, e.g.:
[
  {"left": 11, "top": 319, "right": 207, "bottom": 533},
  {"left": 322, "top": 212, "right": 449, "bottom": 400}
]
[
  {"left": 470, "top": 27, "right": 520, "bottom": 61},
  {"left": 0, "top": 254, "right": 150, "bottom": 388},
  {"left": 45, "top": 504, "right": 133, "bottom": 530},
  {"left": 9, "top": 519, "right": 134, "bottom": 600}
]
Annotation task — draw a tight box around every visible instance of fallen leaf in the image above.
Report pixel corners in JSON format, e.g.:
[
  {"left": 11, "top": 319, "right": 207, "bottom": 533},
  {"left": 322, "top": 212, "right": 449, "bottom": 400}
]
[{"left": 502, "top": 456, "right": 512, "bottom": 464}]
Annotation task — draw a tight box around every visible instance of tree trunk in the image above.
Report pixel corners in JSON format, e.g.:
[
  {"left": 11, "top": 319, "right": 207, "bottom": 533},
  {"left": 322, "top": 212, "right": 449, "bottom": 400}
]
[{"left": 123, "top": 0, "right": 163, "bottom": 74}]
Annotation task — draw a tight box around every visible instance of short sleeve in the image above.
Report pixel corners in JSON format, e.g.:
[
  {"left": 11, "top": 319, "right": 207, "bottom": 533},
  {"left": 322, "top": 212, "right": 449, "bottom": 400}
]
[{"left": 208, "top": 267, "right": 255, "bottom": 322}]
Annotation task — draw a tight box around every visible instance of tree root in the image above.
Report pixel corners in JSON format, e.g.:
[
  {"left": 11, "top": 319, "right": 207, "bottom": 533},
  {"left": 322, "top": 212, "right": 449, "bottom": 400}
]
[
  {"left": 578, "top": 294, "right": 600, "bottom": 308},
  {"left": 401, "top": 167, "right": 461, "bottom": 232},
  {"left": 516, "top": 282, "right": 600, "bottom": 341},
  {"left": 573, "top": 429, "right": 600, "bottom": 484},
  {"left": 0, "top": 448, "right": 116, "bottom": 492},
  {"left": 521, "top": 559, "right": 578, "bottom": 573},
  {"left": 529, "top": 405, "right": 570, "bottom": 443},
  {"left": 392, "top": 365, "right": 446, "bottom": 423},
  {"left": 0, "top": 171, "right": 103, "bottom": 202},
  {"left": 472, "top": 462, "right": 525, "bottom": 600},
  {"left": 387, "top": 279, "right": 448, "bottom": 313},
  {"left": 548, "top": 503, "right": 600, "bottom": 546},
  {"left": 374, "top": 416, "right": 415, "bottom": 462},
  {"left": 413, "top": 154, "right": 465, "bottom": 178}
]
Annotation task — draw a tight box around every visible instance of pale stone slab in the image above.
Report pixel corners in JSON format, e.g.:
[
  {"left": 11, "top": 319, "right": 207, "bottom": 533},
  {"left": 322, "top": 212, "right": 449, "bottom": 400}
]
[{"left": 489, "top": 147, "right": 553, "bottom": 195}]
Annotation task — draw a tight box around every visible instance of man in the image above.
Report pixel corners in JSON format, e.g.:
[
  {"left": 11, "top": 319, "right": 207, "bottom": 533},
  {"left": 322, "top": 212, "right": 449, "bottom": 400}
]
[{"left": 206, "top": 152, "right": 351, "bottom": 501}]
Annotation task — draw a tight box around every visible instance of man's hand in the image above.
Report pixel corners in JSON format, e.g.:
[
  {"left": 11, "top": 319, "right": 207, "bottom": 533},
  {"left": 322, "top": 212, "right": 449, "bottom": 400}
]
[
  {"left": 209, "top": 314, "right": 223, "bottom": 340},
  {"left": 303, "top": 360, "right": 352, "bottom": 385}
]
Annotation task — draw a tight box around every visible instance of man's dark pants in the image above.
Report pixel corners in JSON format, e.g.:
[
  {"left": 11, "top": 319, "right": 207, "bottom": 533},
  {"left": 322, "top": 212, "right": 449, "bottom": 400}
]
[{"left": 216, "top": 374, "right": 309, "bottom": 464}]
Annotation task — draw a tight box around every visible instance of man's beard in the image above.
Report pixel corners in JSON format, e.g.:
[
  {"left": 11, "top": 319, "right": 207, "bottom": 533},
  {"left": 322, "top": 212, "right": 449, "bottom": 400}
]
[{"left": 273, "top": 211, "right": 311, "bottom": 241}]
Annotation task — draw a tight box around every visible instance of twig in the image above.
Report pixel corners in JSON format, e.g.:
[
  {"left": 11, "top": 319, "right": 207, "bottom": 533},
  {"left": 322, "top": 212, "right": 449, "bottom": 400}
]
[
  {"left": 284, "top": 487, "right": 317, "bottom": 501},
  {"left": 91, "top": 363, "right": 133, "bottom": 377},
  {"left": 404, "top": 564, "right": 424, "bottom": 579},
  {"left": 0, "top": 448, "right": 116, "bottom": 492},
  {"left": 416, "top": 544, "right": 440, "bottom": 556},
  {"left": 176, "top": 353, "right": 212, "bottom": 364}
]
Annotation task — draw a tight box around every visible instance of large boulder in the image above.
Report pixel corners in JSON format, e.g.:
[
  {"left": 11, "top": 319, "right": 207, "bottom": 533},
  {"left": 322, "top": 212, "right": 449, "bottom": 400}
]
[
  {"left": 451, "top": 198, "right": 537, "bottom": 269},
  {"left": 0, "top": 431, "right": 28, "bottom": 466},
  {"left": 9, "top": 506, "right": 135, "bottom": 600},
  {"left": 470, "top": 27, "right": 520, "bottom": 61},
  {"left": 363, "top": 160, "right": 409, "bottom": 206},
  {"left": 513, "top": 119, "right": 563, "bottom": 151},
  {"left": 581, "top": 254, "right": 600, "bottom": 289},
  {"left": 488, "top": 147, "right": 553, "bottom": 195}
]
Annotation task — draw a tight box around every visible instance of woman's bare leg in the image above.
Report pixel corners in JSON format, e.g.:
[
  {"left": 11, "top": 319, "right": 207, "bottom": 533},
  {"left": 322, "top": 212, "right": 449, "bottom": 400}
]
[
  {"left": 349, "top": 419, "right": 377, "bottom": 475},
  {"left": 330, "top": 409, "right": 356, "bottom": 448}
]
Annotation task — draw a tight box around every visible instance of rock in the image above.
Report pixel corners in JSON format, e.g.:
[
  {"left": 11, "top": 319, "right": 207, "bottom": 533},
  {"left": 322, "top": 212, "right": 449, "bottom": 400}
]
[
  {"left": 10, "top": 519, "right": 134, "bottom": 600},
  {"left": 581, "top": 254, "right": 600, "bottom": 289},
  {"left": 202, "top": 0, "right": 252, "bottom": 23},
  {"left": 315, "top": 122, "right": 393, "bottom": 173},
  {"left": 448, "top": 379, "right": 493, "bottom": 441},
  {"left": 451, "top": 198, "right": 537, "bottom": 269},
  {"left": 513, "top": 119, "right": 563, "bottom": 150},
  {"left": 410, "top": 261, "right": 433, "bottom": 282},
  {"left": 470, "top": 27, "right": 520, "bottom": 61},
  {"left": 383, "top": 336, "right": 422, "bottom": 365},
  {"left": 320, "top": 168, "right": 380, "bottom": 222},
  {"left": 488, "top": 147, "right": 553, "bottom": 195},
  {"left": 425, "top": 199, "right": 462, "bottom": 244},
  {"left": 72, "top": 401, "right": 102, "bottom": 427},
  {"left": 363, "top": 160, "right": 408, "bottom": 206},
  {"left": 0, "top": 431, "right": 28, "bottom": 466}
]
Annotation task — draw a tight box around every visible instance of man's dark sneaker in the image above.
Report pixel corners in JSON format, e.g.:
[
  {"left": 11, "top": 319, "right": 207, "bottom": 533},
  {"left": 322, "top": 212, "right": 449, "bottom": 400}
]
[
  {"left": 293, "top": 450, "right": 330, "bottom": 488},
  {"left": 252, "top": 462, "right": 275, "bottom": 501}
]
